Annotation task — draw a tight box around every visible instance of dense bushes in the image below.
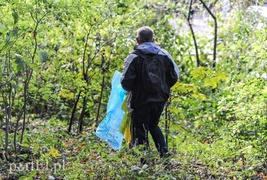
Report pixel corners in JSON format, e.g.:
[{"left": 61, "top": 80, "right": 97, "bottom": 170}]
[{"left": 1, "top": 0, "right": 267, "bottom": 179}]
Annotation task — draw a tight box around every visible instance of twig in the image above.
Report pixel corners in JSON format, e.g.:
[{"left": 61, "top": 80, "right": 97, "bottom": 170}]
[
  {"left": 199, "top": 0, "right": 217, "bottom": 68},
  {"left": 185, "top": 0, "right": 200, "bottom": 67}
]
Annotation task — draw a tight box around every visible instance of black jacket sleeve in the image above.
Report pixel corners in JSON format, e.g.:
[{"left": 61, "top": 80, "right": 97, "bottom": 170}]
[
  {"left": 166, "top": 59, "right": 179, "bottom": 88},
  {"left": 120, "top": 53, "right": 138, "bottom": 92}
]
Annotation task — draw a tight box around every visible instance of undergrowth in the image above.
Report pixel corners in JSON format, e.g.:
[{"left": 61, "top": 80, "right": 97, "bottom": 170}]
[{"left": 1, "top": 118, "right": 266, "bottom": 180}]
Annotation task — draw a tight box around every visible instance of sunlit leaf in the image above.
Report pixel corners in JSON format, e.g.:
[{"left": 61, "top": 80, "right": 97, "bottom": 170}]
[
  {"left": 190, "top": 67, "right": 212, "bottom": 79},
  {"left": 168, "top": 107, "right": 181, "bottom": 114},
  {"left": 262, "top": 87, "right": 267, "bottom": 97},
  {"left": 204, "top": 78, "right": 217, "bottom": 89},
  {"left": 216, "top": 71, "right": 227, "bottom": 81},
  {"left": 59, "top": 89, "right": 75, "bottom": 100},
  {"left": 192, "top": 93, "right": 206, "bottom": 101},
  {"left": 49, "top": 146, "right": 60, "bottom": 158}
]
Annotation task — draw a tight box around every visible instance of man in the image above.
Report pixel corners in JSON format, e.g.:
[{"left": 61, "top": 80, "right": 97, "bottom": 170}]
[{"left": 120, "top": 26, "right": 179, "bottom": 162}]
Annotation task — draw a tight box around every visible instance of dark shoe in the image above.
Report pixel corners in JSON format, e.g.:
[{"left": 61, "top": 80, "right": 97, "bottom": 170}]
[{"left": 160, "top": 152, "right": 171, "bottom": 158}]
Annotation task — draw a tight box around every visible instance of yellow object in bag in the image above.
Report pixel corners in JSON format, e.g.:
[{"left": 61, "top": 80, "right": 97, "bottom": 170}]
[{"left": 120, "top": 95, "right": 132, "bottom": 144}]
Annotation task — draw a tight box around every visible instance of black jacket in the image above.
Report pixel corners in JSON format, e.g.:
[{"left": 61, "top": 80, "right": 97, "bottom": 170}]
[{"left": 121, "top": 42, "right": 179, "bottom": 109}]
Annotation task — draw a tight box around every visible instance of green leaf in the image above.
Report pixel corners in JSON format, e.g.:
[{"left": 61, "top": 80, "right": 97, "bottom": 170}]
[
  {"left": 262, "top": 87, "right": 267, "bottom": 97},
  {"left": 12, "top": 9, "right": 19, "bottom": 24},
  {"left": 32, "top": 143, "right": 40, "bottom": 154},
  {"left": 30, "top": 63, "right": 39, "bottom": 72},
  {"left": 0, "top": 24, "right": 6, "bottom": 35},
  {"left": 29, "top": 170, "right": 37, "bottom": 177},
  {"left": 238, "top": 145, "right": 253, "bottom": 154},
  {"left": 0, "top": 61, "right": 2, "bottom": 80},
  {"left": 15, "top": 56, "right": 25, "bottom": 71},
  {"left": 22, "top": 143, "right": 30, "bottom": 148},
  {"left": 39, "top": 51, "right": 49, "bottom": 62},
  {"left": 10, "top": 27, "right": 19, "bottom": 37},
  {"left": 18, "top": 176, "right": 33, "bottom": 180},
  {"left": 43, "top": 93, "right": 50, "bottom": 101}
]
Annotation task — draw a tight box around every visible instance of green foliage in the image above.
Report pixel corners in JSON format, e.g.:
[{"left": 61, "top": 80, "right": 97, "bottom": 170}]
[{"left": 1, "top": 0, "right": 267, "bottom": 179}]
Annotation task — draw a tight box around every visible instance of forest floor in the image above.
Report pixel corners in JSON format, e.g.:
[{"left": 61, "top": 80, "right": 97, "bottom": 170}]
[{"left": 1, "top": 118, "right": 267, "bottom": 179}]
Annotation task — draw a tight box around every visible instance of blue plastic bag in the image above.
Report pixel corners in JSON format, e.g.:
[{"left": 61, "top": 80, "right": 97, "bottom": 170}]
[{"left": 95, "top": 71, "right": 126, "bottom": 151}]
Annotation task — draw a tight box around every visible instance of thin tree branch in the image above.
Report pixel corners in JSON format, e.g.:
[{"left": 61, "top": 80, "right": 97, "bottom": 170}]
[
  {"left": 184, "top": 0, "right": 200, "bottom": 67},
  {"left": 68, "top": 91, "right": 81, "bottom": 133},
  {"left": 199, "top": 0, "right": 217, "bottom": 68}
]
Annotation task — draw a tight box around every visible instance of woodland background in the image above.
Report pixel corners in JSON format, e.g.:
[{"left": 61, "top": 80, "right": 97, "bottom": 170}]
[{"left": 1, "top": 0, "right": 267, "bottom": 179}]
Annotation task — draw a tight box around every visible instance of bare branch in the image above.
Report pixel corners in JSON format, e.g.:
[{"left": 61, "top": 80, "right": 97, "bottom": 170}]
[
  {"left": 199, "top": 0, "right": 217, "bottom": 68},
  {"left": 185, "top": 0, "right": 200, "bottom": 67}
]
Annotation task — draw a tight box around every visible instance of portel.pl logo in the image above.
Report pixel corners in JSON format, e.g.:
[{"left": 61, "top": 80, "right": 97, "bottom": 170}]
[{"left": 9, "top": 160, "right": 65, "bottom": 173}]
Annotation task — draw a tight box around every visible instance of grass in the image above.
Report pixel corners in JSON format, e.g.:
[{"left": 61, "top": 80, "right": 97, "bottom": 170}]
[{"left": 0, "top": 118, "right": 266, "bottom": 180}]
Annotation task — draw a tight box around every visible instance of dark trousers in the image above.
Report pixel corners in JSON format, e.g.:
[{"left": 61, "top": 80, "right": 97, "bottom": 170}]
[{"left": 130, "top": 102, "right": 168, "bottom": 157}]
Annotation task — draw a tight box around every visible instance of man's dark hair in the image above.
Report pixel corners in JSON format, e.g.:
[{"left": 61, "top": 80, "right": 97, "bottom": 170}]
[{"left": 136, "top": 26, "right": 154, "bottom": 43}]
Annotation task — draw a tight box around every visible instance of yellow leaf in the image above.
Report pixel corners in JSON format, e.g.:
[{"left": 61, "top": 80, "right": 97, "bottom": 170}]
[
  {"left": 168, "top": 107, "right": 181, "bottom": 114},
  {"left": 49, "top": 147, "right": 59, "bottom": 158},
  {"left": 104, "top": 46, "right": 111, "bottom": 56},
  {"left": 59, "top": 89, "right": 74, "bottom": 100},
  {"left": 216, "top": 71, "right": 227, "bottom": 81},
  {"left": 172, "top": 82, "right": 197, "bottom": 93},
  {"left": 192, "top": 93, "right": 207, "bottom": 101},
  {"left": 199, "top": 93, "right": 207, "bottom": 101},
  {"left": 204, "top": 78, "right": 217, "bottom": 89},
  {"left": 78, "top": 70, "right": 83, "bottom": 77},
  {"left": 190, "top": 67, "right": 212, "bottom": 79},
  {"left": 190, "top": 67, "right": 206, "bottom": 79}
]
